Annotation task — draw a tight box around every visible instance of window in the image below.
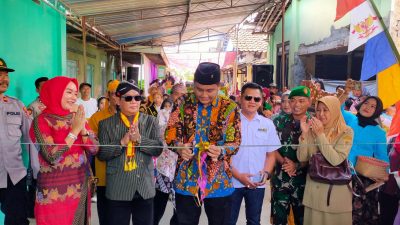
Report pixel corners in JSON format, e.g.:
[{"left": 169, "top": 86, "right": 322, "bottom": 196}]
[
  {"left": 86, "top": 64, "right": 94, "bottom": 95},
  {"left": 66, "top": 60, "right": 78, "bottom": 78},
  {"left": 101, "top": 61, "right": 106, "bottom": 95},
  {"left": 276, "top": 42, "right": 290, "bottom": 89}
]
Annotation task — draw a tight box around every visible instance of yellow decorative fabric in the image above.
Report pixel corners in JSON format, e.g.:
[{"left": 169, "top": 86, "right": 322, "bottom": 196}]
[{"left": 120, "top": 112, "right": 140, "bottom": 171}]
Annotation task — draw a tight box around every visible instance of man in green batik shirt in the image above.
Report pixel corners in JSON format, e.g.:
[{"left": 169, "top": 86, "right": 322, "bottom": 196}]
[{"left": 271, "top": 86, "right": 311, "bottom": 225}]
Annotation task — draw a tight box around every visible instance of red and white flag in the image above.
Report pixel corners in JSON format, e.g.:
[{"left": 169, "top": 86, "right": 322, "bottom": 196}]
[
  {"left": 348, "top": 1, "right": 383, "bottom": 52},
  {"left": 335, "top": 0, "right": 365, "bottom": 21}
]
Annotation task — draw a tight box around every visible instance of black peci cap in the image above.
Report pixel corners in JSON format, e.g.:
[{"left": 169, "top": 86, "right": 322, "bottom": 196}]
[{"left": 194, "top": 62, "right": 221, "bottom": 85}]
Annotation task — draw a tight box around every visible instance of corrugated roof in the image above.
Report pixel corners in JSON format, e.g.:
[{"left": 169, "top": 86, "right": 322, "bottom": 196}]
[
  {"left": 252, "top": 0, "right": 291, "bottom": 34},
  {"left": 60, "top": 0, "right": 272, "bottom": 46}
]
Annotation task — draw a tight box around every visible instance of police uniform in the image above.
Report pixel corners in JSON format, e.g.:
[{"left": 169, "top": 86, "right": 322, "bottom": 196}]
[
  {"left": 0, "top": 58, "right": 38, "bottom": 225},
  {"left": 28, "top": 97, "right": 45, "bottom": 118}
]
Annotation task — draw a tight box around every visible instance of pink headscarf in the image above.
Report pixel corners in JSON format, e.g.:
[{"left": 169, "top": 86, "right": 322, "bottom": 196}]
[{"left": 40, "top": 76, "right": 78, "bottom": 116}]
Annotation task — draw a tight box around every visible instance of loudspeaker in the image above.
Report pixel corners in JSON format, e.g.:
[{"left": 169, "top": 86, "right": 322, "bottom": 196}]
[
  {"left": 127, "top": 67, "right": 139, "bottom": 84},
  {"left": 252, "top": 65, "right": 274, "bottom": 87}
]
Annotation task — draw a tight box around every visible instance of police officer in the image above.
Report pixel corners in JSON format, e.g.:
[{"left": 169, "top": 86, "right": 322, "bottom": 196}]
[{"left": 0, "top": 58, "right": 37, "bottom": 225}]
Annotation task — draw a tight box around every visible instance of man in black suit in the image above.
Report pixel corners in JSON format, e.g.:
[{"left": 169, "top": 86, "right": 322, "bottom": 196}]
[{"left": 98, "top": 81, "right": 163, "bottom": 225}]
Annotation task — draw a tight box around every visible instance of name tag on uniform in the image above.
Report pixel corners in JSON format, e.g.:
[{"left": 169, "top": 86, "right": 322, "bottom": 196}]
[
  {"left": 6, "top": 112, "right": 20, "bottom": 116},
  {"left": 258, "top": 128, "right": 268, "bottom": 132}
]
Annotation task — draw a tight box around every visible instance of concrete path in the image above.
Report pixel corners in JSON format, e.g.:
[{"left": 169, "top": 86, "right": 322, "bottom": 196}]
[{"left": 29, "top": 184, "right": 272, "bottom": 225}]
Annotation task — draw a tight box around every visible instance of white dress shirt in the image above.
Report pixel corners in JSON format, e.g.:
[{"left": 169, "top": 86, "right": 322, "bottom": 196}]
[{"left": 231, "top": 112, "right": 281, "bottom": 188}]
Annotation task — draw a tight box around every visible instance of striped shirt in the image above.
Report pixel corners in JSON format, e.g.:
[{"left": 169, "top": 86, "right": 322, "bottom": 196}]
[{"left": 98, "top": 113, "right": 163, "bottom": 200}]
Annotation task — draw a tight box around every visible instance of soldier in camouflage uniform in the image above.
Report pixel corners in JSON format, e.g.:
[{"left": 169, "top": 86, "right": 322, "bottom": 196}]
[{"left": 271, "top": 86, "right": 311, "bottom": 225}]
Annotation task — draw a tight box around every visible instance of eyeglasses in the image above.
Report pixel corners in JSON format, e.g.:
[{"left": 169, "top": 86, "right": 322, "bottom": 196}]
[
  {"left": 122, "top": 95, "right": 142, "bottom": 102},
  {"left": 244, "top": 95, "right": 262, "bottom": 102}
]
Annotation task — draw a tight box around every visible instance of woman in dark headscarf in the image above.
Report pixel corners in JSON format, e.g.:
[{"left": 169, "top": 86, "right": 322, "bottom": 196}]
[
  {"left": 30, "top": 76, "right": 98, "bottom": 225},
  {"left": 341, "top": 96, "right": 388, "bottom": 225},
  {"left": 315, "top": 80, "right": 325, "bottom": 91}
]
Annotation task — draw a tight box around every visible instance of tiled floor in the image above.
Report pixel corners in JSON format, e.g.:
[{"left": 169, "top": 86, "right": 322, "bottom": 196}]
[{"left": 29, "top": 184, "right": 272, "bottom": 225}]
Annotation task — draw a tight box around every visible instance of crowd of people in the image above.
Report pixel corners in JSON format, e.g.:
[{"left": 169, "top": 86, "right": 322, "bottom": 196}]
[{"left": 0, "top": 57, "right": 399, "bottom": 225}]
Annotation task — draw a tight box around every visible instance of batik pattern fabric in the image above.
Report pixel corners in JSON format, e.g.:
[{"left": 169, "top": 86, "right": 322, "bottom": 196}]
[
  {"left": 165, "top": 94, "right": 241, "bottom": 200},
  {"left": 146, "top": 104, "right": 158, "bottom": 117},
  {"left": 155, "top": 171, "right": 173, "bottom": 194},
  {"left": 140, "top": 103, "right": 158, "bottom": 117},
  {"left": 155, "top": 109, "right": 175, "bottom": 194},
  {"left": 271, "top": 113, "right": 309, "bottom": 225},
  {"left": 352, "top": 175, "right": 379, "bottom": 225},
  {"left": 30, "top": 113, "right": 98, "bottom": 225}
]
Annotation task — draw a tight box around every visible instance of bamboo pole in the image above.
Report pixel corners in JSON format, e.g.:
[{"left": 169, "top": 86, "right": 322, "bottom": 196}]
[{"left": 369, "top": 0, "right": 400, "bottom": 61}]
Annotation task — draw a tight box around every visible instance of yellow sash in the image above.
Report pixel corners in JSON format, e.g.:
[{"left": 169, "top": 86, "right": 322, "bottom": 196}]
[{"left": 120, "top": 112, "right": 139, "bottom": 171}]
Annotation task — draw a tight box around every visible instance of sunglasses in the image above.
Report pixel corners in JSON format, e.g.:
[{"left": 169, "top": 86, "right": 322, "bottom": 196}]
[
  {"left": 122, "top": 95, "right": 142, "bottom": 102},
  {"left": 244, "top": 95, "right": 262, "bottom": 102}
]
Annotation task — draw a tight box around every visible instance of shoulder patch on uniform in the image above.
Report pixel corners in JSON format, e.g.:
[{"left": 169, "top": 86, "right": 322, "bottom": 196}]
[
  {"left": 5, "top": 95, "right": 18, "bottom": 101},
  {"left": 23, "top": 107, "right": 32, "bottom": 116}
]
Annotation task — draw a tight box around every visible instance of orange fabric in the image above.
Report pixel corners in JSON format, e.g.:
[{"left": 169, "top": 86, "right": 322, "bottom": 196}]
[
  {"left": 288, "top": 206, "right": 295, "bottom": 225},
  {"left": 388, "top": 101, "right": 400, "bottom": 136},
  {"left": 88, "top": 108, "right": 114, "bottom": 186}
]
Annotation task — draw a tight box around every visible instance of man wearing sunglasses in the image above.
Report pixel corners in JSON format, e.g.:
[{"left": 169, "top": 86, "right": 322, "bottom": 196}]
[
  {"left": 88, "top": 79, "right": 119, "bottom": 225},
  {"left": 230, "top": 82, "right": 281, "bottom": 225},
  {"left": 165, "top": 62, "right": 241, "bottom": 225},
  {"left": 98, "top": 81, "right": 163, "bottom": 225}
]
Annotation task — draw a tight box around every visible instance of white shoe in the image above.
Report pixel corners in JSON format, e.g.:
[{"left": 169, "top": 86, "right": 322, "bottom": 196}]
[{"left": 91, "top": 195, "right": 97, "bottom": 203}]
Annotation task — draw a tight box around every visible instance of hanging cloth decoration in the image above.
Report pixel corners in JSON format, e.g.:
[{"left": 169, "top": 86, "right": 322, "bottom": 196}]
[{"left": 120, "top": 112, "right": 140, "bottom": 171}]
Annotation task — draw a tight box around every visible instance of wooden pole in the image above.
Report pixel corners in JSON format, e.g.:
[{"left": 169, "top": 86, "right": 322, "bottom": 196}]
[{"left": 82, "top": 16, "right": 87, "bottom": 82}]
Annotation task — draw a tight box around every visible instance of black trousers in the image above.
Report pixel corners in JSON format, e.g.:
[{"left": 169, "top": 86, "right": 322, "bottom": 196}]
[
  {"left": 153, "top": 189, "right": 179, "bottom": 225},
  {"left": 379, "top": 191, "right": 399, "bottom": 225},
  {"left": 97, "top": 186, "right": 108, "bottom": 225},
  {"left": 175, "top": 193, "right": 232, "bottom": 225},
  {"left": 26, "top": 179, "right": 36, "bottom": 218},
  {"left": 107, "top": 192, "right": 154, "bottom": 225},
  {"left": 0, "top": 175, "right": 29, "bottom": 225}
]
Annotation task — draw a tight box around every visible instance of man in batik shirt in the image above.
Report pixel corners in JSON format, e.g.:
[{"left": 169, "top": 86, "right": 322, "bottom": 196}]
[
  {"left": 271, "top": 86, "right": 311, "bottom": 225},
  {"left": 165, "top": 62, "right": 241, "bottom": 225}
]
